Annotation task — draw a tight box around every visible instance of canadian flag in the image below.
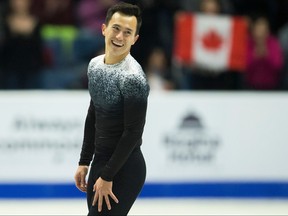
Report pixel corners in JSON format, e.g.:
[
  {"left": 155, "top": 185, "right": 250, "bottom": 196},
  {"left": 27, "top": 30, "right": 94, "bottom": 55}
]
[{"left": 173, "top": 13, "right": 248, "bottom": 71}]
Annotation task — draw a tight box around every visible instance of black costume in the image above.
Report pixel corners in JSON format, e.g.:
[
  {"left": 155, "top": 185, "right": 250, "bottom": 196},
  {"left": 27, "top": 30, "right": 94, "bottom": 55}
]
[{"left": 79, "top": 54, "right": 149, "bottom": 215}]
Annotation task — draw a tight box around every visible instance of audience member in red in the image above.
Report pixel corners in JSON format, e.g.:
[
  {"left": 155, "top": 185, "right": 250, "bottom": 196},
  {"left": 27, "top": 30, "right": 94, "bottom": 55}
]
[{"left": 245, "top": 15, "right": 284, "bottom": 90}]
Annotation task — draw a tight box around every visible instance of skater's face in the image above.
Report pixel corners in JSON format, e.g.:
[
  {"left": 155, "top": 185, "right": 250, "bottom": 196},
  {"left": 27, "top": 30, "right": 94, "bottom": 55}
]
[{"left": 102, "top": 12, "right": 139, "bottom": 61}]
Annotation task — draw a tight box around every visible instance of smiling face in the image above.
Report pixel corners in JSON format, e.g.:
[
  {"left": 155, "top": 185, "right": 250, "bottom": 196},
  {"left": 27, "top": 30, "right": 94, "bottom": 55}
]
[{"left": 102, "top": 12, "right": 139, "bottom": 64}]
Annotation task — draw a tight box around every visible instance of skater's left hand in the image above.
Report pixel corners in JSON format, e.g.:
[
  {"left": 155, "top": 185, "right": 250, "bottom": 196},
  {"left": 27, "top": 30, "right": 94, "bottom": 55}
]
[{"left": 92, "top": 177, "right": 119, "bottom": 212}]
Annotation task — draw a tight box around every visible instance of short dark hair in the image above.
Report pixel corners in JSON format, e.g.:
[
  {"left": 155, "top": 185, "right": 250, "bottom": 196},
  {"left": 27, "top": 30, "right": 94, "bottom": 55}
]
[{"left": 105, "top": 2, "right": 142, "bottom": 35}]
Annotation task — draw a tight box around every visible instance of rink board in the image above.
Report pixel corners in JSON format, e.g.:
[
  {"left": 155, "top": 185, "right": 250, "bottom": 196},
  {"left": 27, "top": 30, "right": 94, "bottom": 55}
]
[{"left": 0, "top": 91, "right": 288, "bottom": 198}]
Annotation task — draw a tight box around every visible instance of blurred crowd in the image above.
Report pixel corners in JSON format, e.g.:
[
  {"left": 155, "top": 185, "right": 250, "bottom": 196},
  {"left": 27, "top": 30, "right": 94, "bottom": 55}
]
[{"left": 0, "top": 0, "right": 288, "bottom": 91}]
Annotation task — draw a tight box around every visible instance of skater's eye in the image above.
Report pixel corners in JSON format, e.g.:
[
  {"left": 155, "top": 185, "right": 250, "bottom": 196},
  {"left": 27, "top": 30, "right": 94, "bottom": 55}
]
[
  {"left": 124, "top": 30, "right": 132, "bottom": 36},
  {"left": 112, "top": 25, "right": 121, "bottom": 32}
]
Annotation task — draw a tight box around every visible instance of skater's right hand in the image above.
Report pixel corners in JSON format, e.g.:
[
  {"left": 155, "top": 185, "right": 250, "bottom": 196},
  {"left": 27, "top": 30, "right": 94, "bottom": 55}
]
[
  {"left": 74, "top": 165, "right": 89, "bottom": 192},
  {"left": 92, "top": 177, "right": 119, "bottom": 212}
]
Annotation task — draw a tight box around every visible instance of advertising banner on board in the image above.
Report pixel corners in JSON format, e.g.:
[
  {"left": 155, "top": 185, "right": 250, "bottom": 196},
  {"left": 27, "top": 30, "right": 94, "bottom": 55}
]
[{"left": 0, "top": 91, "right": 288, "bottom": 187}]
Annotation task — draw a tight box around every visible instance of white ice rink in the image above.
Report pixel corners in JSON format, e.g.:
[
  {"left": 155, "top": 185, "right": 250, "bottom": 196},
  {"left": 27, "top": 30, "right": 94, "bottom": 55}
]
[{"left": 1, "top": 198, "right": 288, "bottom": 215}]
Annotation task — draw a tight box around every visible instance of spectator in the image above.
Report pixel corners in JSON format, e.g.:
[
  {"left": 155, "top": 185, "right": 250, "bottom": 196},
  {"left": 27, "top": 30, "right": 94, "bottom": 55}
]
[
  {"left": 32, "top": 0, "right": 76, "bottom": 25},
  {"left": 244, "top": 15, "right": 283, "bottom": 90},
  {"left": 230, "top": 0, "right": 280, "bottom": 34},
  {"left": 0, "top": 0, "right": 6, "bottom": 88},
  {"left": 200, "top": 0, "right": 221, "bottom": 14},
  {"left": 76, "top": 0, "right": 118, "bottom": 35},
  {"left": 146, "top": 47, "right": 175, "bottom": 91},
  {"left": 278, "top": 19, "right": 288, "bottom": 90},
  {"left": 130, "top": 0, "right": 179, "bottom": 68},
  {"left": 175, "top": 0, "right": 241, "bottom": 90},
  {"left": 179, "top": 0, "right": 234, "bottom": 14},
  {"left": 73, "top": 0, "right": 119, "bottom": 62},
  {"left": 0, "top": 0, "right": 44, "bottom": 89}
]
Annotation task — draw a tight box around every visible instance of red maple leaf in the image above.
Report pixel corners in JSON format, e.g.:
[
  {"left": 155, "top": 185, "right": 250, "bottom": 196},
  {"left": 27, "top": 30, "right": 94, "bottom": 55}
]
[{"left": 201, "top": 29, "right": 223, "bottom": 51}]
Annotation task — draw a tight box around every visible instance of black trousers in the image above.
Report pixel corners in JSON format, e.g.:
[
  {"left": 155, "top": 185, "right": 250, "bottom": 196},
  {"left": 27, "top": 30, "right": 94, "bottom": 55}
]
[{"left": 87, "top": 148, "right": 146, "bottom": 216}]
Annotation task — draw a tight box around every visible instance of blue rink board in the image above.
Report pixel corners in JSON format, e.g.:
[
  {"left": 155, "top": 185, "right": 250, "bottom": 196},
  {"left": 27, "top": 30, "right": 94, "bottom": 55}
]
[{"left": 1, "top": 182, "right": 288, "bottom": 199}]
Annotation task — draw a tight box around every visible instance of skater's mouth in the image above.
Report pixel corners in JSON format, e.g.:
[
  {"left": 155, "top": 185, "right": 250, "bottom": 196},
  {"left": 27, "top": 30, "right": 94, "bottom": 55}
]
[{"left": 112, "top": 40, "right": 124, "bottom": 47}]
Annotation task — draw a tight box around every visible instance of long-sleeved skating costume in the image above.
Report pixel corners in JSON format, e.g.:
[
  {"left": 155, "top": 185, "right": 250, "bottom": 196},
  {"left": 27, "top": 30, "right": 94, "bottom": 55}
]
[{"left": 79, "top": 54, "right": 149, "bottom": 215}]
